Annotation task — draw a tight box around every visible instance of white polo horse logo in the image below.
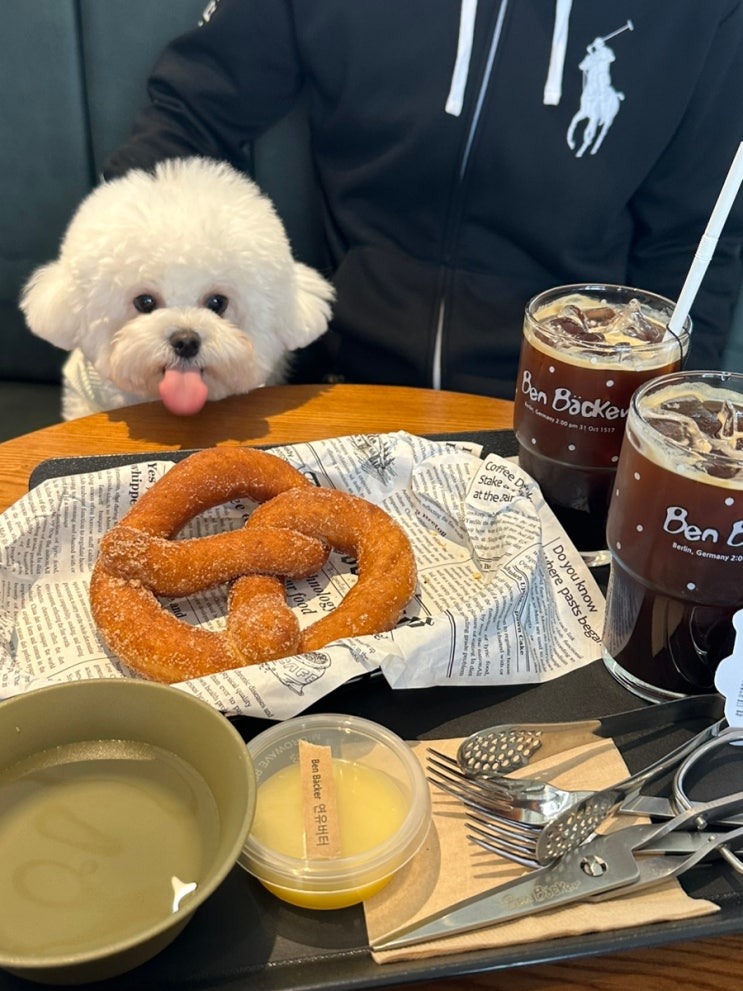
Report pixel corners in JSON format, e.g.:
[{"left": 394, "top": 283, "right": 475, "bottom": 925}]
[{"left": 567, "top": 21, "right": 633, "bottom": 158}]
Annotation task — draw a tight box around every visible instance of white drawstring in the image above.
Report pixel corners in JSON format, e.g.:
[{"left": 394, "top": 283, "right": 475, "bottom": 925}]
[
  {"left": 446, "top": 0, "right": 478, "bottom": 116},
  {"left": 543, "top": 0, "right": 573, "bottom": 105}
]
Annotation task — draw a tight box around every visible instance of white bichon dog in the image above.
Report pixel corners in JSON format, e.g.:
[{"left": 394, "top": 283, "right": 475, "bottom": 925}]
[{"left": 20, "top": 157, "right": 335, "bottom": 419}]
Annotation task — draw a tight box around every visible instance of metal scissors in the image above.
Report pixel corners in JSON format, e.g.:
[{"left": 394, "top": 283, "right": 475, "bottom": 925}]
[
  {"left": 621, "top": 725, "right": 743, "bottom": 842},
  {"left": 672, "top": 727, "right": 743, "bottom": 874},
  {"left": 372, "top": 731, "right": 743, "bottom": 952}
]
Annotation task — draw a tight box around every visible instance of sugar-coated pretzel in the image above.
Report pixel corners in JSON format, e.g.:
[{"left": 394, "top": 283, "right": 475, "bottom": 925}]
[
  {"left": 90, "top": 447, "right": 321, "bottom": 681},
  {"left": 98, "top": 524, "right": 328, "bottom": 597},
  {"left": 89, "top": 447, "right": 417, "bottom": 683},
  {"left": 245, "top": 487, "right": 418, "bottom": 652}
]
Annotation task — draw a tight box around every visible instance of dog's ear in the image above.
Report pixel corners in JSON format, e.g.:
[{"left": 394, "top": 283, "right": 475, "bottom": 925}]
[
  {"left": 19, "top": 260, "right": 81, "bottom": 350},
  {"left": 285, "top": 262, "right": 335, "bottom": 347}
]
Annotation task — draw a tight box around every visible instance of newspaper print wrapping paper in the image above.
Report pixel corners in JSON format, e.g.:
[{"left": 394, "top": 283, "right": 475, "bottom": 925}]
[{"left": 0, "top": 432, "right": 605, "bottom": 718}]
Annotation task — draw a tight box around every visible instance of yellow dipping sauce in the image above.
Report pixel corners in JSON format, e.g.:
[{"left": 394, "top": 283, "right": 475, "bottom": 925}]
[{"left": 249, "top": 759, "right": 408, "bottom": 909}]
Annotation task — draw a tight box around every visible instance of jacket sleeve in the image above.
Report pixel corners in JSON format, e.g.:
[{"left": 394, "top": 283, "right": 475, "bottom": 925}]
[
  {"left": 626, "top": 3, "right": 743, "bottom": 367},
  {"left": 103, "top": 0, "right": 302, "bottom": 179}
]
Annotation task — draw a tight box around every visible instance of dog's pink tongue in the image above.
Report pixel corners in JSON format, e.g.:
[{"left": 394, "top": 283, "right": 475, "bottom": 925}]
[{"left": 158, "top": 369, "right": 209, "bottom": 415}]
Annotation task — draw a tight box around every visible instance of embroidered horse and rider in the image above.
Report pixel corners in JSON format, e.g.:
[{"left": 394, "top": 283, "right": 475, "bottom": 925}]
[{"left": 567, "top": 21, "right": 633, "bottom": 158}]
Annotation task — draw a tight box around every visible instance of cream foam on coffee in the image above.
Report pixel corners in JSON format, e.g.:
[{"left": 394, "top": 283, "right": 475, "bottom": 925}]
[
  {"left": 534, "top": 292, "right": 676, "bottom": 363},
  {"left": 637, "top": 381, "right": 743, "bottom": 484}
]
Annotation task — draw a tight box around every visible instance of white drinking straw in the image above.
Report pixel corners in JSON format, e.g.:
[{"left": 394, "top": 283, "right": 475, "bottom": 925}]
[{"left": 668, "top": 140, "right": 743, "bottom": 335}]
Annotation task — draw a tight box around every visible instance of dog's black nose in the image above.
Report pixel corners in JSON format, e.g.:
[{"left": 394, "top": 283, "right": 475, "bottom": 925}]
[{"left": 168, "top": 329, "right": 201, "bottom": 359}]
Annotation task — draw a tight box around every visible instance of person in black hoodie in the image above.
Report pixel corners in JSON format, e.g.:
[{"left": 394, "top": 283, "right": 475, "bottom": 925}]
[{"left": 104, "top": 0, "right": 743, "bottom": 400}]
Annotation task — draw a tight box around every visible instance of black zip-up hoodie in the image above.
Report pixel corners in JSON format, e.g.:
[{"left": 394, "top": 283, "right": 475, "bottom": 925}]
[{"left": 105, "top": 0, "right": 743, "bottom": 399}]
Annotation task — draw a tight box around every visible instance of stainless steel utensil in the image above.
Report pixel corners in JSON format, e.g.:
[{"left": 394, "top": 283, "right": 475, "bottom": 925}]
[
  {"left": 428, "top": 718, "right": 725, "bottom": 866},
  {"left": 426, "top": 749, "right": 594, "bottom": 827},
  {"left": 456, "top": 693, "right": 723, "bottom": 776},
  {"left": 372, "top": 789, "right": 743, "bottom": 951}
]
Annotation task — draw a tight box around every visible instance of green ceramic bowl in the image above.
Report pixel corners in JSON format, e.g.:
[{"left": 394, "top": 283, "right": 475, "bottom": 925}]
[{"left": 0, "top": 679, "right": 256, "bottom": 985}]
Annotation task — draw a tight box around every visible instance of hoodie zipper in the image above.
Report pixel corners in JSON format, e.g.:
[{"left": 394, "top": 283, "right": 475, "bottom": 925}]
[{"left": 431, "top": 0, "right": 509, "bottom": 390}]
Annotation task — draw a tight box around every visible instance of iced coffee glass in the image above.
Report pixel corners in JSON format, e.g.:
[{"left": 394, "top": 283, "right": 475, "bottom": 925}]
[
  {"left": 602, "top": 371, "right": 743, "bottom": 702},
  {"left": 513, "top": 285, "right": 691, "bottom": 565}
]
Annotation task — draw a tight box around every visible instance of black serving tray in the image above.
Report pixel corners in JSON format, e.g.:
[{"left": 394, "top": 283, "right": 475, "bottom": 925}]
[
  {"left": 7, "top": 432, "right": 741, "bottom": 991},
  {"left": 26, "top": 430, "right": 520, "bottom": 488}
]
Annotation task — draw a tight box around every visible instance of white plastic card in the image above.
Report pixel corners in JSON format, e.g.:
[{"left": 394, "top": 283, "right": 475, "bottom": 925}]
[{"left": 714, "top": 610, "right": 743, "bottom": 728}]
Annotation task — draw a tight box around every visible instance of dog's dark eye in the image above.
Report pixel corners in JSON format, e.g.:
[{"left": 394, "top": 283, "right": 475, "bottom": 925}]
[
  {"left": 133, "top": 294, "right": 158, "bottom": 314},
  {"left": 204, "top": 294, "right": 228, "bottom": 316}
]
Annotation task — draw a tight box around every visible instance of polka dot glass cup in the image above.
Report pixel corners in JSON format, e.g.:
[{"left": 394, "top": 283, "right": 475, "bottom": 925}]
[
  {"left": 513, "top": 285, "right": 690, "bottom": 565},
  {"left": 602, "top": 371, "right": 743, "bottom": 702}
]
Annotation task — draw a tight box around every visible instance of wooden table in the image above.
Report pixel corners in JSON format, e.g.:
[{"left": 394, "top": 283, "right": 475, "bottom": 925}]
[
  {"left": 0, "top": 383, "right": 508, "bottom": 512},
  {"left": 1, "top": 382, "right": 741, "bottom": 990}
]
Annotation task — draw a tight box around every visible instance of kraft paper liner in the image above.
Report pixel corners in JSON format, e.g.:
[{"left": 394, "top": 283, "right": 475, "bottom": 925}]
[{"left": 366, "top": 737, "right": 718, "bottom": 964}]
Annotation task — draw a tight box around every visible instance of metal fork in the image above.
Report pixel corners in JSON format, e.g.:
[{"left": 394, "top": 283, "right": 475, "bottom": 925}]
[
  {"left": 426, "top": 718, "right": 724, "bottom": 866},
  {"left": 427, "top": 751, "right": 589, "bottom": 866},
  {"left": 426, "top": 750, "right": 594, "bottom": 826}
]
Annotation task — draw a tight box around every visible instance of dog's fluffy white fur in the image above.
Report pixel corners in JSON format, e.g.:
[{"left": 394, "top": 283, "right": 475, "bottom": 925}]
[{"left": 20, "top": 157, "right": 334, "bottom": 419}]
